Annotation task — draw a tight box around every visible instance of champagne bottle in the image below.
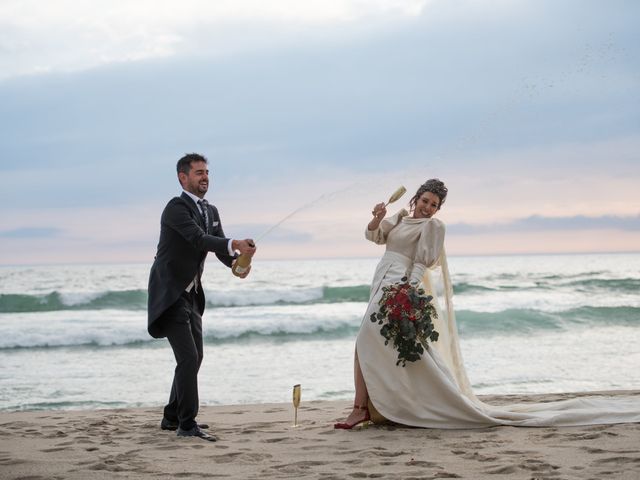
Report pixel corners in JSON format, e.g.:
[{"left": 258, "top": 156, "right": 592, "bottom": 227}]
[
  {"left": 232, "top": 240, "right": 255, "bottom": 277},
  {"left": 385, "top": 186, "right": 407, "bottom": 206}
]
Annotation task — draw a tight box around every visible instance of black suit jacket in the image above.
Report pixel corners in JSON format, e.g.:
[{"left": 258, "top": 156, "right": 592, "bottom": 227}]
[{"left": 147, "top": 192, "right": 236, "bottom": 338}]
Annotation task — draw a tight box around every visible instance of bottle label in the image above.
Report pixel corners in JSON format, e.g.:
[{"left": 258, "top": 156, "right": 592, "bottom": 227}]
[{"left": 234, "top": 264, "right": 248, "bottom": 275}]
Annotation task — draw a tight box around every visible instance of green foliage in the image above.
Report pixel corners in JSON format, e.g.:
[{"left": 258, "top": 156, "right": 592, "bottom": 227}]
[{"left": 370, "top": 277, "right": 439, "bottom": 367}]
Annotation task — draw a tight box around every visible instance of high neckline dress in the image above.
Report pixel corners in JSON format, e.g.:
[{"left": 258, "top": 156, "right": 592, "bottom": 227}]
[{"left": 356, "top": 210, "right": 640, "bottom": 428}]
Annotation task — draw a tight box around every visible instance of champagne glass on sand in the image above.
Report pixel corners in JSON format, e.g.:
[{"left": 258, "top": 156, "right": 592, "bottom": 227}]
[
  {"left": 385, "top": 186, "right": 407, "bottom": 207},
  {"left": 292, "top": 384, "right": 301, "bottom": 427}
]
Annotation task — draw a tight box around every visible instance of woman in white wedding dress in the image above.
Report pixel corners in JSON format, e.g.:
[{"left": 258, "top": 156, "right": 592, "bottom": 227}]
[{"left": 335, "top": 179, "right": 640, "bottom": 429}]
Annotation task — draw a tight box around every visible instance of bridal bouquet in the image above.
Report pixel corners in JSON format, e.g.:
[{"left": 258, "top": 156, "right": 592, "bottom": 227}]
[{"left": 370, "top": 277, "right": 439, "bottom": 367}]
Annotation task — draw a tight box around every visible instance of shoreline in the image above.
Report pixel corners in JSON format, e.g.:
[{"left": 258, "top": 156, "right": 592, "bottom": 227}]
[{"left": 1, "top": 390, "right": 639, "bottom": 479}]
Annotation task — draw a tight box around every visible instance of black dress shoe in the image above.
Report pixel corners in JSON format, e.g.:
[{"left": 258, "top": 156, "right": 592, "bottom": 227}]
[
  {"left": 161, "top": 418, "right": 210, "bottom": 431},
  {"left": 176, "top": 425, "right": 218, "bottom": 442}
]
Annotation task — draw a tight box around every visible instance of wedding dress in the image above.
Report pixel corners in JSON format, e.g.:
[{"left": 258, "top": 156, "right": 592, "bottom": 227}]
[{"left": 356, "top": 209, "right": 640, "bottom": 428}]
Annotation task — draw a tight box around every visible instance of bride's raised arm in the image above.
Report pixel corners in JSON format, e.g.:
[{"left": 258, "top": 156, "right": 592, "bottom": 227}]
[{"left": 365, "top": 209, "right": 408, "bottom": 244}]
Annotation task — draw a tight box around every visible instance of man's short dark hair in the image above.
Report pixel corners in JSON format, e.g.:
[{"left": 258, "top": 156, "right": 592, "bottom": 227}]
[{"left": 177, "top": 153, "right": 208, "bottom": 175}]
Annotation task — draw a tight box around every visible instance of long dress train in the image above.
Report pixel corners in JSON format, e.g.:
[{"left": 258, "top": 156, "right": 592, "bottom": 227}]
[{"left": 356, "top": 210, "right": 640, "bottom": 428}]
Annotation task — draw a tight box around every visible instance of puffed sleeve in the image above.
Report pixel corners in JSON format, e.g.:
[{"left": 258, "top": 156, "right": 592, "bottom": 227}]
[
  {"left": 408, "top": 218, "right": 445, "bottom": 284},
  {"left": 365, "top": 209, "right": 409, "bottom": 244}
]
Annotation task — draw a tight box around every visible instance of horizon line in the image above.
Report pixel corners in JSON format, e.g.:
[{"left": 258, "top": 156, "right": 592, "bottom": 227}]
[{"left": 1, "top": 250, "right": 639, "bottom": 268}]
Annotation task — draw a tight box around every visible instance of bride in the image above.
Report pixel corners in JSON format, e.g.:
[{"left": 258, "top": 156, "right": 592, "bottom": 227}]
[{"left": 335, "top": 179, "right": 640, "bottom": 429}]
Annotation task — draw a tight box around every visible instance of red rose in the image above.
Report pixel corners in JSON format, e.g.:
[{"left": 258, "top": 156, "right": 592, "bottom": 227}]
[{"left": 396, "top": 292, "right": 409, "bottom": 306}]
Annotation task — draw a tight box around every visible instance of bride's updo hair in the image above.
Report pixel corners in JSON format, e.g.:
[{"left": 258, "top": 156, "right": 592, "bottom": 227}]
[{"left": 409, "top": 179, "right": 448, "bottom": 211}]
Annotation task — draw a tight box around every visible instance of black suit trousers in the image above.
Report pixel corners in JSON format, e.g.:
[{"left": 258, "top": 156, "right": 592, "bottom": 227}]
[{"left": 158, "top": 290, "right": 204, "bottom": 430}]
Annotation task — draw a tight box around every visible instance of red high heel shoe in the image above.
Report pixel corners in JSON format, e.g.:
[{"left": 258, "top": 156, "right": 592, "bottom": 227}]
[{"left": 334, "top": 404, "right": 371, "bottom": 429}]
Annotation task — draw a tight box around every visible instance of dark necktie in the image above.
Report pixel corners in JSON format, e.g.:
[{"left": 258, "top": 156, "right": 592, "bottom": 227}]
[{"left": 197, "top": 199, "right": 209, "bottom": 234}]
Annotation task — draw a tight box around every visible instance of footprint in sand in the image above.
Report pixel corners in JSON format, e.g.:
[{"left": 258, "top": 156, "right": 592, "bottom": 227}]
[
  {"left": 263, "top": 408, "right": 285, "bottom": 414},
  {"left": 497, "top": 449, "right": 536, "bottom": 455},
  {"left": 0, "top": 454, "right": 27, "bottom": 466},
  {"left": 460, "top": 452, "right": 499, "bottom": 462},
  {"left": 457, "top": 440, "right": 500, "bottom": 449},
  {"left": 208, "top": 452, "right": 242, "bottom": 464},
  {"left": 593, "top": 456, "right": 640, "bottom": 465},
  {"left": 299, "top": 441, "right": 330, "bottom": 450},
  {"left": 483, "top": 464, "right": 518, "bottom": 475},
  {"left": 269, "top": 460, "right": 327, "bottom": 474},
  {"left": 519, "top": 458, "right": 561, "bottom": 473},
  {"left": 405, "top": 460, "right": 440, "bottom": 468},
  {"left": 363, "top": 448, "right": 406, "bottom": 458},
  {"left": 40, "top": 446, "right": 72, "bottom": 453},
  {"left": 262, "top": 437, "right": 292, "bottom": 443},
  {"left": 73, "top": 437, "right": 96, "bottom": 444}
]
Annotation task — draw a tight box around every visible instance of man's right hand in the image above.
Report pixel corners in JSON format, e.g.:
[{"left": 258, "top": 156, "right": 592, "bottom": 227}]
[{"left": 232, "top": 239, "right": 257, "bottom": 256}]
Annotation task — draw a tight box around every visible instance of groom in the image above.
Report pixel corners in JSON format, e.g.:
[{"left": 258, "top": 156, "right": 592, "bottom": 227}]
[{"left": 148, "top": 153, "right": 256, "bottom": 442}]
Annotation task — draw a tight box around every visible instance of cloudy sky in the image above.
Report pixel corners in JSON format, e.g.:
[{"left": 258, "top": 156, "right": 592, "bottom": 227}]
[{"left": 0, "top": 0, "right": 639, "bottom": 265}]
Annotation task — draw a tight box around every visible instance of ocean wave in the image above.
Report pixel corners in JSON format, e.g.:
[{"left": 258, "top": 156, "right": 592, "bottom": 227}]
[
  {"left": 529, "top": 271, "right": 608, "bottom": 281},
  {"left": 453, "top": 282, "right": 497, "bottom": 294},
  {"left": 561, "top": 278, "right": 640, "bottom": 293},
  {"left": 0, "top": 290, "right": 148, "bottom": 313},
  {"left": 454, "top": 277, "right": 640, "bottom": 294},
  {"left": 7, "top": 400, "right": 130, "bottom": 411},
  {"left": 2, "top": 305, "right": 638, "bottom": 350},
  {"left": 2, "top": 276, "right": 637, "bottom": 313},
  {"left": 205, "top": 285, "right": 371, "bottom": 307},
  {"left": 0, "top": 285, "right": 373, "bottom": 313},
  {"left": 204, "top": 325, "right": 359, "bottom": 344},
  {"left": 456, "top": 306, "right": 640, "bottom": 335},
  {"left": 0, "top": 322, "right": 359, "bottom": 350}
]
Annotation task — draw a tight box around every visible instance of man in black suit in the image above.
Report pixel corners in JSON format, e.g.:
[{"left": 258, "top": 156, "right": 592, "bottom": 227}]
[{"left": 148, "top": 153, "right": 256, "bottom": 442}]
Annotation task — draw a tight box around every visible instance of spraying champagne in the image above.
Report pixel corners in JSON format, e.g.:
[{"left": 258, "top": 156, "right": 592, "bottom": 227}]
[{"left": 230, "top": 183, "right": 365, "bottom": 277}]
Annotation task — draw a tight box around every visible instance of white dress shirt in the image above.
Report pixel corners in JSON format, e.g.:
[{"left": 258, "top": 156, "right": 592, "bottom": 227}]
[{"left": 182, "top": 190, "right": 235, "bottom": 292}]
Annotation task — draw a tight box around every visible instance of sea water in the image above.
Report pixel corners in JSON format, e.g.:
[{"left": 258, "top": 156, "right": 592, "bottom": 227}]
[{"left": 0, "top": 253, "right": 639, "bottom": 411}]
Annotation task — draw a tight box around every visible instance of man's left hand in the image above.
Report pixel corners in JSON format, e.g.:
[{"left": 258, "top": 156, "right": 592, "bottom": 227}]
[{"left": 232, "top": 260, "right": 251, "bottom": 279}]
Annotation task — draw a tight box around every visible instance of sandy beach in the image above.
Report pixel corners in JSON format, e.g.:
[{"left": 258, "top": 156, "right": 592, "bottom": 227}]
[{"left": 1, "top": 391, "right": 639, "bottom": 480}]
